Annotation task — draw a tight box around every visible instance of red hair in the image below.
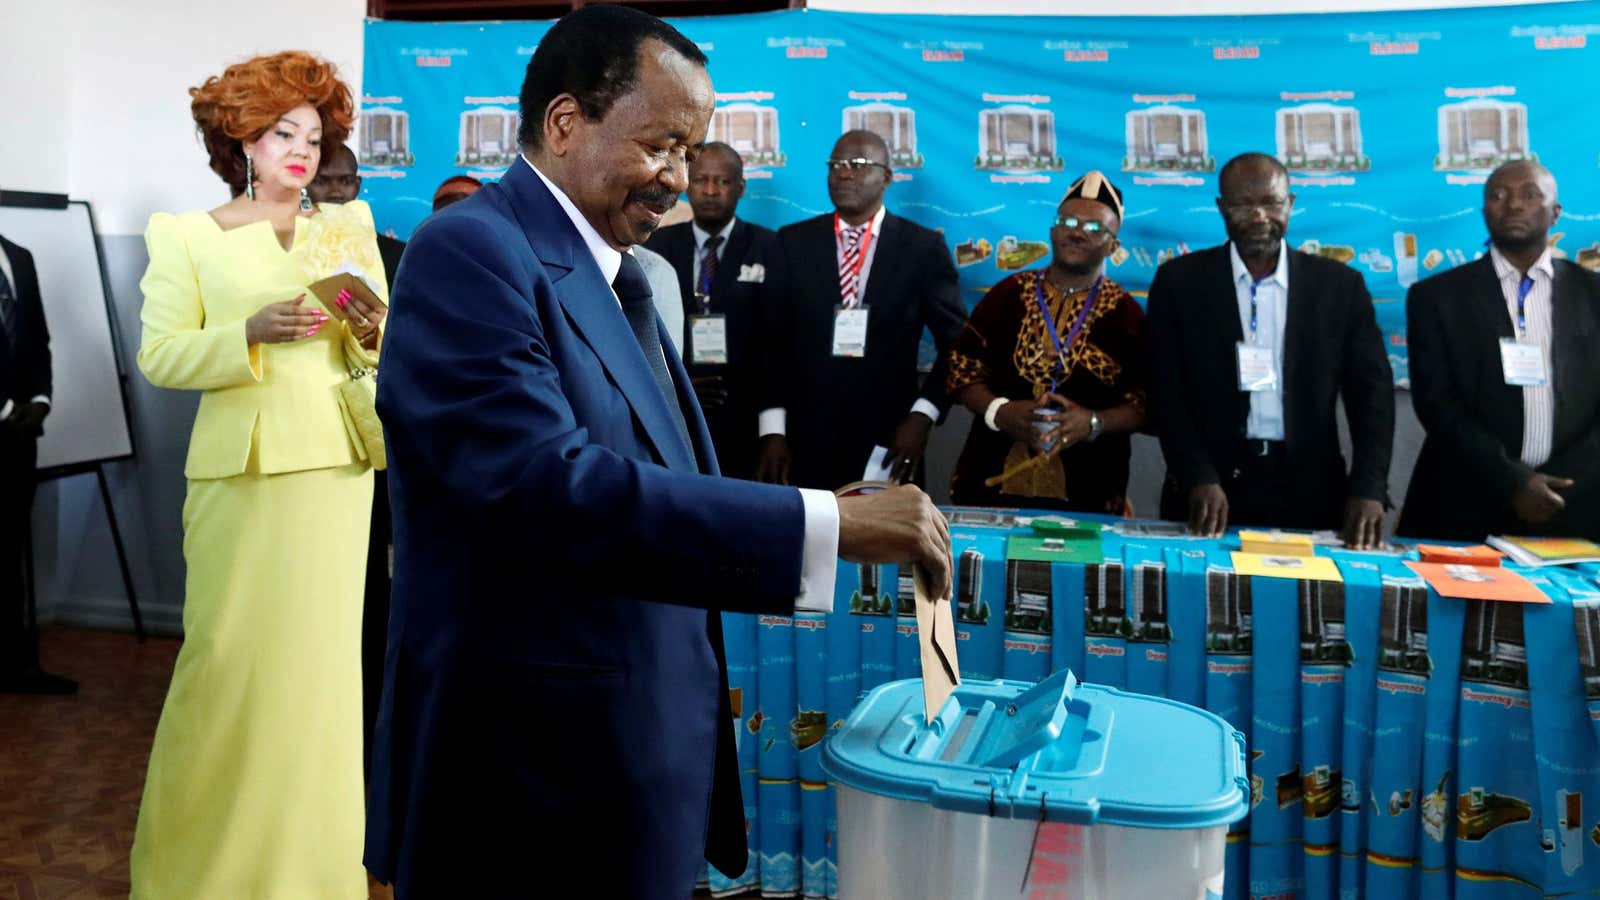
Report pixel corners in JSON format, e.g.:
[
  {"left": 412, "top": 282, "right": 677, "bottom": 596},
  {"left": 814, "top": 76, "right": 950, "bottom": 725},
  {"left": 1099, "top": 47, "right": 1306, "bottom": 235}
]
[{"left": 190, "top": 51, "right": 355, "bottom": 195}]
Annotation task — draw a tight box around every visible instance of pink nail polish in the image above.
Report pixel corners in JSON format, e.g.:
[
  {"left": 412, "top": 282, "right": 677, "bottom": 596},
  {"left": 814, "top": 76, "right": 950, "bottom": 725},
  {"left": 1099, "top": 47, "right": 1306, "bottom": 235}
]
[{"left": 335, "top": 297, "right": 348, "bottom": 309}]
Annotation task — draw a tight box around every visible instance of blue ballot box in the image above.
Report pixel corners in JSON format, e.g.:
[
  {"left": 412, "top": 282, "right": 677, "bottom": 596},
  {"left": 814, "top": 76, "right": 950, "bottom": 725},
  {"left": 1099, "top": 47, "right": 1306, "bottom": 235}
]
[{"left": 821, "top": 669, "right": 1250, "bottom": 900}]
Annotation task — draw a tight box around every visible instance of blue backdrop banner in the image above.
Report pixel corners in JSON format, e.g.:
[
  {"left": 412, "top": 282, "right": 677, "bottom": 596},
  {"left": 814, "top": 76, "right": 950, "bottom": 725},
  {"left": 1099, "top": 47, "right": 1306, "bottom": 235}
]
[{"left": 361, "top": 2, "right": 1600, "bottom": 386}]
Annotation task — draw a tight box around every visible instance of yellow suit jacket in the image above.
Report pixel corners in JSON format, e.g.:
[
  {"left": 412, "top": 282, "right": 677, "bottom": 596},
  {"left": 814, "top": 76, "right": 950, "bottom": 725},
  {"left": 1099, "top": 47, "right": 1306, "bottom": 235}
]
[{"left": 138, "top": 201, "right": 389, "bottom": 479}]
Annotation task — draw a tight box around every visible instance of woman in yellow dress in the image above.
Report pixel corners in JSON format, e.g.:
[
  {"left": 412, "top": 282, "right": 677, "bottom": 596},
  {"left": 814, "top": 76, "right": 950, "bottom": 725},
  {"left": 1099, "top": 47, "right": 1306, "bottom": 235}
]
[{"left": 131, "top": 51, "right": 387, "bottom": 898}]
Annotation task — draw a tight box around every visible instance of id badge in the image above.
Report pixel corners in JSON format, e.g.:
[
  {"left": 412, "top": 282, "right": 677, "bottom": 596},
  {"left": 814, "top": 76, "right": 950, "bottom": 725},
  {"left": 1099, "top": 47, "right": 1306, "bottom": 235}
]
[
  {"left": 1236, "top": 342, "right": 1279, "bottom": 392},
  {"left": 1499, "top": 338, "right": 1548, "bottom": 387},
  {"left": 833, "top": 306, "right": 869, "bottom": 358},
  {"left": 689, "top": 315, "right": 728, "bottom": 365}
]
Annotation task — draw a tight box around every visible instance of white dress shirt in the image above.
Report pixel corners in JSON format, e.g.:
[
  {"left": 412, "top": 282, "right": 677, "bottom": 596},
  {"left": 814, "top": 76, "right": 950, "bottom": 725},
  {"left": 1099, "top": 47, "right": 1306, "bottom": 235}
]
[
  {"left": 758, "top": 204, "right": 941, "bottom": 443},
  {"left": 524, "top": 156, "right": 838, "bottom": 611},
  {"left": 1489, "top": 244, "right": 1556, "bottom": 467},
  {"left": 0, "top": 242, "right": 51, "bottom": 422},
  {"left": 1231, "top": 242, "right": 1290, "bottom": 441}
]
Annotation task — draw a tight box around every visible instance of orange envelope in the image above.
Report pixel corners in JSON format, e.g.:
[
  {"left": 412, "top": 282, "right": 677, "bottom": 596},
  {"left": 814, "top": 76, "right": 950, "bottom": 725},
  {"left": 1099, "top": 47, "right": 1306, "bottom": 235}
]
[
  {"left": 1403, "top": 562, "right": 1550, "bottom": 604},
  {"left": 1415, "top": 544, "right": 1504, "bottom": 567}
]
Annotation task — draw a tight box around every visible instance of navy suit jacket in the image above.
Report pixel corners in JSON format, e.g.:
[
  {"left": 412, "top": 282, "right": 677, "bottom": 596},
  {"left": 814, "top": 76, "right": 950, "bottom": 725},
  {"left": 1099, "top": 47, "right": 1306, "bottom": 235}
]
[{"left": 366, "top": 161, "right": 807, "bottom": 898}]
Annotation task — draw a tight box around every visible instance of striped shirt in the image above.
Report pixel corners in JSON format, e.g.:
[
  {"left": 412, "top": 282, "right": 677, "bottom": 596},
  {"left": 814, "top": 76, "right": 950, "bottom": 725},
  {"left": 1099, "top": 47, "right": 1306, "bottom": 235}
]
[{"left": 1489, "top": 245, "right": 1555, "bottom": 467}]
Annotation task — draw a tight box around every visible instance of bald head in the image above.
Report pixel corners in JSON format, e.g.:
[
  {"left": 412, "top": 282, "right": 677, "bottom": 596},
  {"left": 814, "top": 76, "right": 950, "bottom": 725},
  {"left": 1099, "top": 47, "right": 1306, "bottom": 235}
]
[
  {"left": 827, "top": 130, "right": 892, "bottom": 224},
  {"left": 1484, "top": 160, "right": 1560, "bottom": 258}
]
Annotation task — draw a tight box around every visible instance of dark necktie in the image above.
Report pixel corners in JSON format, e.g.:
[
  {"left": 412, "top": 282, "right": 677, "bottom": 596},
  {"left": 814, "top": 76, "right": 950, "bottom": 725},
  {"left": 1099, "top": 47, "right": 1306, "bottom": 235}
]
[
  {"left": 0, "top": 264, "right": 15, "bottom": 352},
  {"left": 613, "top": 253, "right": 695, "bottom": 464},
  {"left": 698, "top": 234, "right": 723, "bottom": 299}
]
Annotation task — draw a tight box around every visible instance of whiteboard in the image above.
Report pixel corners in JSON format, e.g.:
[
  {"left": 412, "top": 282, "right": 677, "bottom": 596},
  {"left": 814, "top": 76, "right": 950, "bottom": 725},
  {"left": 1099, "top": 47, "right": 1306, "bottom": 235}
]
[{"left": 0, "top": 199, "right": 133, "bottom": 470}]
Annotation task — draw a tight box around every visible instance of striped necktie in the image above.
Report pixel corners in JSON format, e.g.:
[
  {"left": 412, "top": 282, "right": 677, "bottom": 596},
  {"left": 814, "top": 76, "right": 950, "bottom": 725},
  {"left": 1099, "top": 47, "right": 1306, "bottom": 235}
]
[
  {"left": 839, "top": 224, "right": 865, "bottom": 309},
  {"left": 698, "top": 234, "right": 723, "bottom": 299}
]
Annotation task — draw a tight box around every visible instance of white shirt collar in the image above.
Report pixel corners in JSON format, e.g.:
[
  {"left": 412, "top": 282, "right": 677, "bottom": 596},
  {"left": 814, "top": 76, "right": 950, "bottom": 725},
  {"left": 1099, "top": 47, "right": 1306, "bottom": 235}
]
[
  {"left": 0, "top": 242, "right": 13, "bottom": 291},
  {"left": 1488, "top": 243, "right": 1555, "bottom": 283},
  {"left": 1229, "top": 240, "right": 1289, "bottom": 289},
  {"left": 523, "top": 154, "right": 624, "bottom": 286},
  {"left": 838, "top": 205, "right": 887, "bottom": 236},
  {"left": 691, "top": 217, "right": 737, "bottom": 251}
]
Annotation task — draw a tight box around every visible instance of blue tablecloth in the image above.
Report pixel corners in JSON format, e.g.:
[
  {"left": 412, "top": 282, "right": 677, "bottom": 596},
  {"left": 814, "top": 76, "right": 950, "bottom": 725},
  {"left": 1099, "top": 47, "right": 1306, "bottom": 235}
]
[{"left": 707, "top": 511, "right": 1600, "bottom": 899}]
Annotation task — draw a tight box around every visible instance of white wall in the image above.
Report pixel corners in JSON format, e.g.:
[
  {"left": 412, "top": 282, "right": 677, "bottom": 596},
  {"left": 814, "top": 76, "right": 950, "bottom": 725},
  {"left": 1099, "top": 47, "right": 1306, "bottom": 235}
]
[
  {"left": 811, "top": 0, "right": 1575, "bottom": 13},
  {"left": 2, "top": 0, "right": 366, "bottom": 236}
]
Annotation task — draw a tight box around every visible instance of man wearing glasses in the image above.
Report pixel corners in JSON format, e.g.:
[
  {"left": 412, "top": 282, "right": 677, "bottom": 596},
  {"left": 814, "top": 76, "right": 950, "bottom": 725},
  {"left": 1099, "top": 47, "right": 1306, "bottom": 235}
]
[
  {"left": 764, "top": 130, "right": 965, "bottom": 490},
  {"left": 1148, "top": 152, "right": 1394, "bottom": 546},
  {"left": 945, "top": 171, "right": 1150, "bottom": 513}
]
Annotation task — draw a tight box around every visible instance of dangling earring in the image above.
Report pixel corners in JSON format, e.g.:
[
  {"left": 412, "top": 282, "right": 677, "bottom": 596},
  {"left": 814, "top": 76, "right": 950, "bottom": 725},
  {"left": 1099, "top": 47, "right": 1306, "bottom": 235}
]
[
  {"left": 244, "top": 154, "right": 255, "bottom": 201},
  {"left": 300, "top": 188, "right": 313, "bottom": 212}
]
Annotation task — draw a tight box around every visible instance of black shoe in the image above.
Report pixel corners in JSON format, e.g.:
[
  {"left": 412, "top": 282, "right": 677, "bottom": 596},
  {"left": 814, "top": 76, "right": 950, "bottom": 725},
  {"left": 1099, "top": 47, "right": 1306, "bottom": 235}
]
[{"left": 0, "top": 665, "right": 79, "bottom": 695}]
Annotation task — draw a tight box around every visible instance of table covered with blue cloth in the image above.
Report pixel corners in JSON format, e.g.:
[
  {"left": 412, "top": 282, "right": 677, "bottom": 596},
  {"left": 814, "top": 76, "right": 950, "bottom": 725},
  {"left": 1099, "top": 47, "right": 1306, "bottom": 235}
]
[{"left": 702, "top": 509, "right": 1600, "bottom": 900}]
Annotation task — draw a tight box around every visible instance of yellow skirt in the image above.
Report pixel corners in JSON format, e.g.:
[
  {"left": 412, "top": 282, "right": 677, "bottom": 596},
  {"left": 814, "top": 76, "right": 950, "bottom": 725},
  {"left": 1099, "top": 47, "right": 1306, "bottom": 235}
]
[{"left": 131, "top": 462, "right": 372, "bottom": 899}]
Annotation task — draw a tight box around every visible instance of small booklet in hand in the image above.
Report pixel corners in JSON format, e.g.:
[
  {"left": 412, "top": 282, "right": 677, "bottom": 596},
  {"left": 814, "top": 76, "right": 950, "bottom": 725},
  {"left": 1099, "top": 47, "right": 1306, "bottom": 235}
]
[{"left": 307, "top": 261, "right": 386, "bottom": 321}]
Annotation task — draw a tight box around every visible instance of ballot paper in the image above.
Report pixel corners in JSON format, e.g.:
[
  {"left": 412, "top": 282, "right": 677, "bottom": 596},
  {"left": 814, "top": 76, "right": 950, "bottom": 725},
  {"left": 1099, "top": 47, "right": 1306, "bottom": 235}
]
[{"left": 913, "top": 565, "right": 961, "bottom": 724}]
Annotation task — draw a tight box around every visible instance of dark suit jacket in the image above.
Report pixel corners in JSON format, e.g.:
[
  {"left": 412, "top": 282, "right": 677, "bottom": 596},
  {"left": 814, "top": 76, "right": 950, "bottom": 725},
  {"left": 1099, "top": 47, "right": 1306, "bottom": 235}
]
[
  {"left": 644, "top": 218, "right": 784, "bottom": 480},
  {"left": 0, "top": 237, "right": 52, "bottom": 413},
  {"left": 1149, "top": 243, "right": 1394, "bottom": 528},
  {"left": 1399, "top": 255, "right": 1600, "bottom": 541},
  {"left": 776, "top": 210, "right": 965, "bottom": 490},
  {"left": 376, "top": 234, "right": 406, "bottom": 292},
  {"left": 367, "top": 161, "right": 807, "bottom": 897}
]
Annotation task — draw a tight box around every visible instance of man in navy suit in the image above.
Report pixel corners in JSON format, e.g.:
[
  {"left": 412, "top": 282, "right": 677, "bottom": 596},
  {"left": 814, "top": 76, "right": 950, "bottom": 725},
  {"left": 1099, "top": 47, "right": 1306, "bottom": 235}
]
[
  {"left": 365, "top": 8, "right": 952, "bottom": 899},
  {"left": 644, "top": 141, "right": 786, "bottom": 480}
]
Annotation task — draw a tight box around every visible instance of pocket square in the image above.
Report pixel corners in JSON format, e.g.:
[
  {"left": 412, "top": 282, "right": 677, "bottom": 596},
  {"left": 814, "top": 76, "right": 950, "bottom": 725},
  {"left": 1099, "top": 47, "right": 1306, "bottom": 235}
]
[{"left": 737, "top": 263, "right": 766, "bottom": 283}]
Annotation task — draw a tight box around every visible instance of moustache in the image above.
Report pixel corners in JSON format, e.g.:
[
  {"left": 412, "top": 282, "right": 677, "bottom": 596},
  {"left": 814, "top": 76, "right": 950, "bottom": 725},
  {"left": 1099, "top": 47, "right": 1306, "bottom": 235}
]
[{"left": 629, "top": 188, "right": 679, "bottom": 209}]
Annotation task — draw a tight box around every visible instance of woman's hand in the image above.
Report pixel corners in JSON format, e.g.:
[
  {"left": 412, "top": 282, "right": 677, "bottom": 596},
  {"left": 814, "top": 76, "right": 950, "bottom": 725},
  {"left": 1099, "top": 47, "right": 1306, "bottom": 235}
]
[
  {"left": 336, "top": 287, "right": 386, "bottom": 345},
  {"left": 245, "top": 295, "right": 328, "bottom": 345}
]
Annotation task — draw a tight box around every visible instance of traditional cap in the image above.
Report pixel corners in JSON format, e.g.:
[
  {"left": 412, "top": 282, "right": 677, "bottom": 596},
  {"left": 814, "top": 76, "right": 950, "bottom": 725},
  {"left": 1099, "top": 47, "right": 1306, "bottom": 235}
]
[{"left": 1063, "top": 170, "right": 1124, "bottom": 220}]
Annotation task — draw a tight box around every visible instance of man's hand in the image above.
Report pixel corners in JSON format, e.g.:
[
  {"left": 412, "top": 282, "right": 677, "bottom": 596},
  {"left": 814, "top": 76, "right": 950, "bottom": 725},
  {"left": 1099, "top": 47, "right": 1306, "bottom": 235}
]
[
  {"left": 1341, "top": 497, "right": 1385, "bottom": 550},
  {"left": 837, "top": 484, "right": 954, "bottom": 600},
  {"left": 3, "top": 401, "right": 48, "bottom": 438},
  {"left": 1052, "top": 398, "right": 1094, "bottom": 449},
  {"left": 1512, "top": 473, "right": 1574, "bottom": 525},
  {"left": 887, "top": 412, "right": 933, "bottom": 484},
  {"left": 1187, "top": 483, "right": 1229, "bottom": 537},
  {"left": 993, "top": 393, "right": 1071, "bottom": 453},
  {"left": 755, "top": 434, "right": 790, "bottom": 484},
  {"left": 691, "top": 376, "right": 728, "bottom": 411}
]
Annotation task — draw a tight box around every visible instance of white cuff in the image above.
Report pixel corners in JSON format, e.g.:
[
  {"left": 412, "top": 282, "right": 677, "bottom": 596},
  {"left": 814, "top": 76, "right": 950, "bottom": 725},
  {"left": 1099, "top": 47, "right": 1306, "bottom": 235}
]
[
  {"left": 910, "top": 398, "right": 940, "bottom": 422},
  {"left": 31, "top": 395, "right": 50, "bottom": 408},
  {"left": 793, "top": 488, "right": 839, "bottom": 613},
  {"left": 758, "top": 407, "right": 787, "bottom": 438},
  {"left": 0, "top": 400, "right": 12, "bottom": 421}
]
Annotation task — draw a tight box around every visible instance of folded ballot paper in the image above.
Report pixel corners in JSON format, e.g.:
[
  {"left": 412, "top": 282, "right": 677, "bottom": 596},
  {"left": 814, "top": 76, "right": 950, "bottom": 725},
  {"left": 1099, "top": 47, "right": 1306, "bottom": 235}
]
[
  {"left": 1238, "top": 529, "right": 1315, "bottom": 557},
  {"left": 307, "top": 262, "right": 386, "bottom": 321}
]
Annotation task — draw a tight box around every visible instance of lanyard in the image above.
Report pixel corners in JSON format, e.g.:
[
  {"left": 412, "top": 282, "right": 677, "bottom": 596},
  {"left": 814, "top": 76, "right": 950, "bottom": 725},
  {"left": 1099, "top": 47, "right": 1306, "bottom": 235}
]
[
  {"left": 1515, "top": 275, "right": 1534, "bottom": 338},
  {"left": 1247, "top": 275, "right": 1274, "bottom": 343},
  {"left": 1034, "top": 273, "right": 1102, "bottom": 392},
  {"left": 834, "top": 213, "right": 876, "bottom": 308}
]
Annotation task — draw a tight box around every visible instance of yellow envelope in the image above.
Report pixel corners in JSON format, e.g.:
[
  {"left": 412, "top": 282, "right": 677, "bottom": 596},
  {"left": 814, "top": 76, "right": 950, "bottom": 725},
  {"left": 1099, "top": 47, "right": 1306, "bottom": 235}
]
[
  {"left": 1231, "top": 551, "right": 1343, "bottom": 583},
  {"left": 1238, "top": 530, "right": 1315, "bottom": 558}
]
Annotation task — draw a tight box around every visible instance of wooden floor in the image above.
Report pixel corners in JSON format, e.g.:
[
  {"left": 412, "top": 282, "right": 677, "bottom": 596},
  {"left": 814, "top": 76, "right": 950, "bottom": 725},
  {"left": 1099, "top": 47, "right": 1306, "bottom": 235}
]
[
  {"left": 0, "top": 628, "right": 395, "bottom": 900},
  {"left": 0, "top": 628, "right": 729, "bottom": 900}
]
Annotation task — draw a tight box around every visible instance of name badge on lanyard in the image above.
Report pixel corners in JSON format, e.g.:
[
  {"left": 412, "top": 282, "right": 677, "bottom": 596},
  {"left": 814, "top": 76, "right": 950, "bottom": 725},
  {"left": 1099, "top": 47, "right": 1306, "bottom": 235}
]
[
  {"left": 1236, "top": 277, "right": 1279, "bottom": 392},
  {"left": 833, "top": 307, "right": 870, "bottom": 357},
  {"left": 833, "top": 213, "right": 876, "bottom": 358},
  {"left": 689, "top": 315, "right": 728, "bottom": 365},
  {"left": 1500, "top": 275, "right": 1547, "bottom": 386}
]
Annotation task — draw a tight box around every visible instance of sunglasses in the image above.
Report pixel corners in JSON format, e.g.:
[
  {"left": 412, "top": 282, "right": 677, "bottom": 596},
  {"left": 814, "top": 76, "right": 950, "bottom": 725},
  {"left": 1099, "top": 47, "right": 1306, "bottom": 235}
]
[
  {"left": 827, "top": 158, "right": 889, "bottom": 173},
  {"left": 1051, "top": 215, "right": 1111, "bottom": 235}
]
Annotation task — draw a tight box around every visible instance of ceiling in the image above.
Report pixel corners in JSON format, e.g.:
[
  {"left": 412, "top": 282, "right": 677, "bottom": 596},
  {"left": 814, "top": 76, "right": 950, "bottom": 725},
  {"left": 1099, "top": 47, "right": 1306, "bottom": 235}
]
[{"left": 369, "top": 0, "right": 800, "bottom": 20}]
